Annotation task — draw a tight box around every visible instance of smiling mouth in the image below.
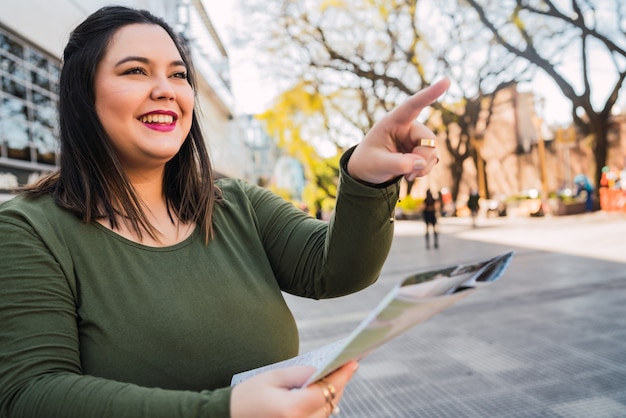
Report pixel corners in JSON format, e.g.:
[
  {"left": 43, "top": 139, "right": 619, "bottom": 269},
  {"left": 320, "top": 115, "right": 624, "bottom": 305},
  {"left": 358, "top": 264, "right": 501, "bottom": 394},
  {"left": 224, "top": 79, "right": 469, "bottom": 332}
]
[{"left": 138, "top": 114, "right": 176, "bottom": 125}]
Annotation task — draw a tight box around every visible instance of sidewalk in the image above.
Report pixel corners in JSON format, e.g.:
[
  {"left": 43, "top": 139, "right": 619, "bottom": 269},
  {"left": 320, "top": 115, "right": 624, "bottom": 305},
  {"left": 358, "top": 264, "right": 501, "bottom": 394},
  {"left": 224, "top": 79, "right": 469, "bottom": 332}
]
[{"left": 284, "top": 211, "right": 626, "bottom": 417}]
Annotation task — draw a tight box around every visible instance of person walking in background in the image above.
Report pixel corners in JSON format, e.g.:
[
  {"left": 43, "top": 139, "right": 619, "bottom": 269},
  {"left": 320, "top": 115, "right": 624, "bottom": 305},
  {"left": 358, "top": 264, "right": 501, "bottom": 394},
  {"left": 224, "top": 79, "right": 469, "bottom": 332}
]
[
  {"left": 423, "top": 189, "right": 439, "bottom": 249},
  {"left": 438, "top": 187, "right": 448, "bottom": 217},
  {"left": 467, "top": 189, "right": 480, "bottom": 228},
  {"left": 0, "top": 5, "right": 449, "bottom": 418}
]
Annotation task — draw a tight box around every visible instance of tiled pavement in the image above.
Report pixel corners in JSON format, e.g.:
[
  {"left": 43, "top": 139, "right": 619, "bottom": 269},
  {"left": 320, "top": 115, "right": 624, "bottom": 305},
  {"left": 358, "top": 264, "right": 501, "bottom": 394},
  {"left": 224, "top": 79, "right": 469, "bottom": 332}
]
[{"left": 283, "top": 211, "right": 626, "bottom": 417}]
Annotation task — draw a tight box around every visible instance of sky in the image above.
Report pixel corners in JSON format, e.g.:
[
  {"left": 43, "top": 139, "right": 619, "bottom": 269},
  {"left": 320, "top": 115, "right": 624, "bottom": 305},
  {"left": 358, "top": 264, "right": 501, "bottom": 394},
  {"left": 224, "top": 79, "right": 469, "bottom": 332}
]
[{"left": 202, "top": 0, "right": 277, "bottom": 114}]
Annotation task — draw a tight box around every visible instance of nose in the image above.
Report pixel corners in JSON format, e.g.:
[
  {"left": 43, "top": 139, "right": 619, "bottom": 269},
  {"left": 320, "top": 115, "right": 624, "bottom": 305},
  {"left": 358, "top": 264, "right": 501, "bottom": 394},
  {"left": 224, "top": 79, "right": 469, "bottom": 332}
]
[{"left": 150, "top": 76, "right": 175, "bottom": 101}]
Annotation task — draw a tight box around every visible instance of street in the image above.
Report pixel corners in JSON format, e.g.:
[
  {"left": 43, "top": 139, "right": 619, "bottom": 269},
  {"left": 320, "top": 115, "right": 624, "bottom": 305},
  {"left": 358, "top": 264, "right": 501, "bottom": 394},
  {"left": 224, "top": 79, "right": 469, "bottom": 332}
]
[{"left": 284, "top": 211, "right": 626, "bottom": 417}]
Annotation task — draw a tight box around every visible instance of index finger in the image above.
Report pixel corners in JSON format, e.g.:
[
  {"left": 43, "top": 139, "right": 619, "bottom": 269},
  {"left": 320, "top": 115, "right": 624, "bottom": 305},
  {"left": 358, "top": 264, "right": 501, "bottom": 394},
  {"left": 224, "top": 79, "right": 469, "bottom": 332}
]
[{"left": 388, "top": 78, "right": 450, "bottom": 125}]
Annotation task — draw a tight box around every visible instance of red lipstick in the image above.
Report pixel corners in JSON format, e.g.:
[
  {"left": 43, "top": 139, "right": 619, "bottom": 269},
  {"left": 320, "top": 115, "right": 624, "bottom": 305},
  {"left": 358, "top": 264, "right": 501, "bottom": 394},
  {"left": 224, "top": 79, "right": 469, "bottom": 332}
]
[{"left": 137, "top": 110, "right": 178, "bottom": 132}]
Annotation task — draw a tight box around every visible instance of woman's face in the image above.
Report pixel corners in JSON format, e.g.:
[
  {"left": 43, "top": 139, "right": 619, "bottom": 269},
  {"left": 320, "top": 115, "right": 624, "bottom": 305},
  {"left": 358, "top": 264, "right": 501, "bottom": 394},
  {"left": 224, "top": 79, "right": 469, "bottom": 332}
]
[{"left": 94, "top": 23, "right": 195, "bottom": 172}]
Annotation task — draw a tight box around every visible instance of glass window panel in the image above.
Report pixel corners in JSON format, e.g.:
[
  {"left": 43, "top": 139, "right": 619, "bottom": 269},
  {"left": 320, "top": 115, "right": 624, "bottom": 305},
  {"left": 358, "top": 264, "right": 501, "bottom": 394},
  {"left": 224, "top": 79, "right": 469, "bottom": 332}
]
[
  {"left": 50, "top": 63, "right": 60, "bottom": 78},
  {"left": 31, "top": 90, "right": 45, "bottom": 105},
  {"left": 0, "top": 32, "right": 9, "bottom": 51},
  {"left": 33, "top": 96, "right": 56, "bottom": 128},
  {"left": 32, "top": 122, "right": 58, "bottom": 164},
  {"left": 31, "top": 70, "right": 49, "bottom": 90},
  {"left": 0, "top": 53, "right": 12, "bottom": 72},
  {"left": 32, "top": 123, "right": 56, "bottom": 150},
  {"left": 1, "top": 96, "right": 28, "bottom": 122},
  {"left": 0, "top": 32, "right": 23, "bottom": 58},
  {"left": 0, "top": 53, "right": 25, "bottom": 79},
  {"left": 50, "top": 81, "right": 59, "bottom": 95},
  {"left": 1, "top": 119, "right": 31, "bottom": 159},
  {"left": 28, "top": 49, "right": 48, "bottom": 71},
  {"left": 49, "top": 64, "right": 60, "bottom": 94},
  {"left": 1, "top": 74, "right": 26, "bottom": 99}
]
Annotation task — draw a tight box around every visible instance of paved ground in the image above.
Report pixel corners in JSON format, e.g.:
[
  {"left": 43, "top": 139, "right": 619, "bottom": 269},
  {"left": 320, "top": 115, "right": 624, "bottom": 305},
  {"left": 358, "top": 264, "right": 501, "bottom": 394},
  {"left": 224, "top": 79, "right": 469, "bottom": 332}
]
[{"left": 283, "top": 210, "right": 626, "bottom": 417}]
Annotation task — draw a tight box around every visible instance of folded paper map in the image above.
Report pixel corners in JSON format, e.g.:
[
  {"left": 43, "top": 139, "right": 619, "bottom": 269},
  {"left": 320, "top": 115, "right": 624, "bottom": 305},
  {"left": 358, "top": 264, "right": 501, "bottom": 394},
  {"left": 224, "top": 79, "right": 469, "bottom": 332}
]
[{"left": 231, "top": 251, "right": 514, "bottom": 387}]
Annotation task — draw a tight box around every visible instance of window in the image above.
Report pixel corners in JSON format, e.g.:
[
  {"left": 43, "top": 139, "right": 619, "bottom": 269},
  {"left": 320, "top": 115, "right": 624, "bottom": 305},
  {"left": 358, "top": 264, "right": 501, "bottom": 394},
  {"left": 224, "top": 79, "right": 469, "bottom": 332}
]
[{"left": 0, "top": 26, "right": 60, "bottom": 166}]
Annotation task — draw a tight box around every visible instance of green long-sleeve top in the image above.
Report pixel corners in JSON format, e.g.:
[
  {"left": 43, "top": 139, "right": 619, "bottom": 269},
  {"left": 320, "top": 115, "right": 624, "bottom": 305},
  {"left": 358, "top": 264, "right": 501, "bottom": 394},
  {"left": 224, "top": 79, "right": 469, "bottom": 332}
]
[{"left": 0, "top": 151, "right": 400, "bottom": 418}]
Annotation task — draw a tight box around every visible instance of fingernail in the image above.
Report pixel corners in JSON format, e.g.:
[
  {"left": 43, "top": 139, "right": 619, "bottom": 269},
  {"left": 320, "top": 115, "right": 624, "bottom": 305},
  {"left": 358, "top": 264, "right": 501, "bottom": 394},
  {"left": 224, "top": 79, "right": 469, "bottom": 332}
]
[{"left": 413, "top": 159, "right": 426, "bottom": 170}]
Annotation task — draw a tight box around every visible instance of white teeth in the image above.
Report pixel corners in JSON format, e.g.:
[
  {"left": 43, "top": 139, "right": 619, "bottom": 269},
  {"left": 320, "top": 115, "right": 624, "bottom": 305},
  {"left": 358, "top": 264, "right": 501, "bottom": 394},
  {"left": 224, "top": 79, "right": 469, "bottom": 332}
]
[{"left": 139, "top": 114, "right": 174, "bottom": 124}]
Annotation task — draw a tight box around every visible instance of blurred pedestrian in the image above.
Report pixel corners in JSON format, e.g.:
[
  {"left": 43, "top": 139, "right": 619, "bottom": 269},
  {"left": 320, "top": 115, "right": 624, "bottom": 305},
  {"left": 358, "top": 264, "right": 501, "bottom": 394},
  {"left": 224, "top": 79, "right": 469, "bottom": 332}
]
[
  {"left": 423, "top": 189, "right": 439, "bottom": 249},
  {"left": 574, "top": 174, "right": 594, "bottom": 212},
  {"left": 467, "top": 189, "right": 480, "bottom": 227}
]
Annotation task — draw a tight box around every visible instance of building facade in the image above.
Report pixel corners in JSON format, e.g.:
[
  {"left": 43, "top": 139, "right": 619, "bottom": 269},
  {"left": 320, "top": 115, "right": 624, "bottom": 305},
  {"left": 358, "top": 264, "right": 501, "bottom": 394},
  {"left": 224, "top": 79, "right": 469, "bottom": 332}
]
[
  {"left": 0, "top": 0, "right": 269, "bottom": 202},
  {"left": 404, "top": 83, "right": 626, "bottom": 215}
]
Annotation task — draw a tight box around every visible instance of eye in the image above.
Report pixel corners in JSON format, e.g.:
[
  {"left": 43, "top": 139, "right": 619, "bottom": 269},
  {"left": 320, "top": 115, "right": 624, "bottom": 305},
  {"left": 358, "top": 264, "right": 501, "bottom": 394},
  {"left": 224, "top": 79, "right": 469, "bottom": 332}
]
[
  {"left": 123, "top": 67, "right": 147, "bottom": 75},
  {"left": 172, "top": 71, "right": 188, "bottom": 80}
]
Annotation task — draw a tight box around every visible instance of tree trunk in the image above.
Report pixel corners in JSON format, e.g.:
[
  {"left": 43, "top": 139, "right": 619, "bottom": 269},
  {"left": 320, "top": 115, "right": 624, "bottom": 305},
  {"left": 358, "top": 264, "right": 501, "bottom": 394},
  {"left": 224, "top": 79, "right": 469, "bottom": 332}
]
[
  {"left": 589, "top": 117, "right": 609, "bottom": 196},
  {"left": 449, "top": 156, "right": 465, "bottom": 210}
]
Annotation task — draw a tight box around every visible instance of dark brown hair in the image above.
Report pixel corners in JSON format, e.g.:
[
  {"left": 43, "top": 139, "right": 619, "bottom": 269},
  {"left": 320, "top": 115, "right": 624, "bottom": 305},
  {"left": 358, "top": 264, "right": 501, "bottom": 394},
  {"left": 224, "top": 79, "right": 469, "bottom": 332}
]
[{"left": 24, "top": 6, "right": 222, "bottom": 243}]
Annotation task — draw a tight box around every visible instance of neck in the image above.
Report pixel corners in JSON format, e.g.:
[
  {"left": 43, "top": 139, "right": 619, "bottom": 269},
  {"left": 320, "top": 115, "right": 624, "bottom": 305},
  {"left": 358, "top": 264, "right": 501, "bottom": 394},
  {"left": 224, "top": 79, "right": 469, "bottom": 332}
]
[
  {"left": 125, "top": 166, "right": 166, "bottom": 209},
  {"left": 101, "top": 166, "right": 196, "bottom": 247}
]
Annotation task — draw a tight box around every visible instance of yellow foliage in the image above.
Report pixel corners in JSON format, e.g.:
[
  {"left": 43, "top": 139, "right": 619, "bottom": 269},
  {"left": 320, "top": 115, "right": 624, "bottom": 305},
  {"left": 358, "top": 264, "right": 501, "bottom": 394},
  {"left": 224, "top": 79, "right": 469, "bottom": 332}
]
[
  {"left": 362, "top": 0, "right": 400, "bottom": 19},
  {"left": 256, "top": 82, "right": 325, "bottom": 151},
  {"left": 397, "top": 194, "right": 423, "bottom": 211},
  {"left": 320, "top": 0, "right": 348, "bottom": 12},
  {"left": 256, "top": 81, "right": 341, "bottom": 213},
  {"left": 314, "top": 0, "right": 396, "bottom": 20},
  {"left": 511, "top": 7, "right": 526, "bottom": 31}
]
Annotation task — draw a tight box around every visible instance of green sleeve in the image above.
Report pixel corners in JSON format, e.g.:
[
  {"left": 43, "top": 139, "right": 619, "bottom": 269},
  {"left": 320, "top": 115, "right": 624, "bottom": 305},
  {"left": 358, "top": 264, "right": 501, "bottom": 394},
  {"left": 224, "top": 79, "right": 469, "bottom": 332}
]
[
  {"left": 0, "top": 204, "right": 232, "bottom": 418},
  {"left": 252, "top": 146, "right": 400, "bottom": 298}
]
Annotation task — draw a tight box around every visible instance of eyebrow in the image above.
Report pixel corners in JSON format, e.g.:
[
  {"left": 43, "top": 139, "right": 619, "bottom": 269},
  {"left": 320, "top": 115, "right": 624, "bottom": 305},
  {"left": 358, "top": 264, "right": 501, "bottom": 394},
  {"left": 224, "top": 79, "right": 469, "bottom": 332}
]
[{"left": 114, "top": 56, "right": 186, "bottom": 68}]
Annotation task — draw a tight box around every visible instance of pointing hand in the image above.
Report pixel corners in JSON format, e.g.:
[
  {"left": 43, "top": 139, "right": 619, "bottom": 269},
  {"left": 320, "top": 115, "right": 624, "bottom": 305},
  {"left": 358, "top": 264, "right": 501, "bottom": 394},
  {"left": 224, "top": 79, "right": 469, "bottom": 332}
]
[{"left": 347, "top": 78, "right": 450, "bottom": 184}]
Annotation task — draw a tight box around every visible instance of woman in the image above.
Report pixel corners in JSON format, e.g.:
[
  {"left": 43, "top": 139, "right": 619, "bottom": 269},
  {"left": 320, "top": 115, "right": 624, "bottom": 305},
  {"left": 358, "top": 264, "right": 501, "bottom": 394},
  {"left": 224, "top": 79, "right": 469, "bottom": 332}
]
[
  {"left": 0, "top": 6, "right": 448, "bottom": 417},
  {"left": 423, "top": 189, "right": 439, "bottom": 249},
  {"left": 467, "top": 189, "right": 480, "bottom": 227}
]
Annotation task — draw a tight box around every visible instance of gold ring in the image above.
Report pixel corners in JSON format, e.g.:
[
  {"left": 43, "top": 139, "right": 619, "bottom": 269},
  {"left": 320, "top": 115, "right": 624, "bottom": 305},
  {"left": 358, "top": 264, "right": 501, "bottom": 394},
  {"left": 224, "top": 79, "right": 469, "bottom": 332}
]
[
  {"left": 320, "top": 378, "right": 336, "bottom": 400},
  {"left": 417, "top": 138, "right": 436, "bottom": 148},
  {"left": 318, "top": 379, "right": 339, "bottom": 415},
  {"left": 317, "top": 382, "right": 331, "bottom": 403}
]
